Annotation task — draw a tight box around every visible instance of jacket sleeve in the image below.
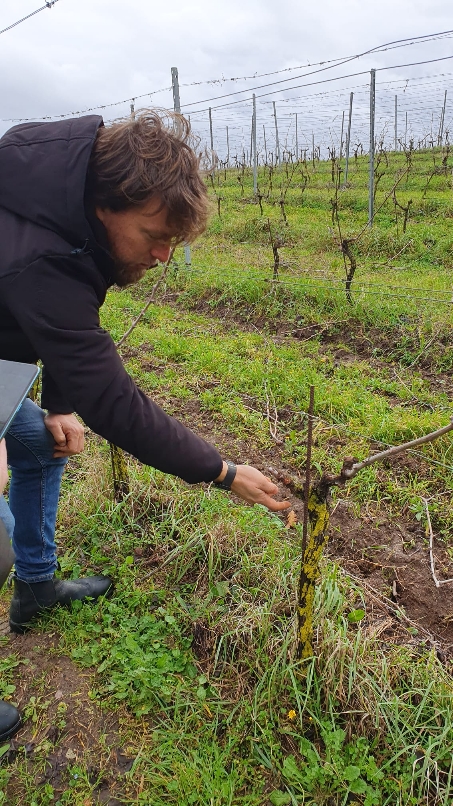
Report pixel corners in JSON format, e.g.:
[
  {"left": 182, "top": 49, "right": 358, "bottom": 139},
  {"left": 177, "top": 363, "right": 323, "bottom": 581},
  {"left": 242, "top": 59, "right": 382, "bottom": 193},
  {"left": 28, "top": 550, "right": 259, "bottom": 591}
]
[
  {"left": 5, "top": 255, "right": 224, "bottom": 484},
  {"left": 41, "top": 366, "right": 74, "bottom": 414}
]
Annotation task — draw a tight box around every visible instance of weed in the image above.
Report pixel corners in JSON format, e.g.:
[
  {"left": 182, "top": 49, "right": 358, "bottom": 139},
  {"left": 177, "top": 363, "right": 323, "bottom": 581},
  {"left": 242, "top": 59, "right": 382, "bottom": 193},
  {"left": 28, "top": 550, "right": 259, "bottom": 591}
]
[{"left": 0, "top": 655, "right": 25, "bottom": 700}]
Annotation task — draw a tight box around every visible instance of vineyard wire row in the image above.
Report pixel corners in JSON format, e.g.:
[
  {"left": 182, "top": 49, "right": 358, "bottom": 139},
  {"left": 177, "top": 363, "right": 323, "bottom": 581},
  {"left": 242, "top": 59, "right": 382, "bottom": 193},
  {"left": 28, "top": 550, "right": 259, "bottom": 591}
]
[{"left": 172, "top": 265, "right": 453, "bottom": 304}]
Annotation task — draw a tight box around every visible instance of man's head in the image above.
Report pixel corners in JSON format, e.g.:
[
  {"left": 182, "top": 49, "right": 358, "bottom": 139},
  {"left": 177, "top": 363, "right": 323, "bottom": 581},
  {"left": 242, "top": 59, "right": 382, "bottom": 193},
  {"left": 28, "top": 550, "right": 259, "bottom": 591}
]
[{"left": 87, "top": 109, "right": 208, "bottom": 286}]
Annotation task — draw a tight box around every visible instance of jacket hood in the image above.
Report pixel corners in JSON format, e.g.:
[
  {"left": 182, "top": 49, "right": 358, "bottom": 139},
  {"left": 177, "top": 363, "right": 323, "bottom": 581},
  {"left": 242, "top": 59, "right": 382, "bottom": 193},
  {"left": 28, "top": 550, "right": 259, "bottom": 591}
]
[{"left": 0, "top": 115, "right": 103, "bottom": 247}]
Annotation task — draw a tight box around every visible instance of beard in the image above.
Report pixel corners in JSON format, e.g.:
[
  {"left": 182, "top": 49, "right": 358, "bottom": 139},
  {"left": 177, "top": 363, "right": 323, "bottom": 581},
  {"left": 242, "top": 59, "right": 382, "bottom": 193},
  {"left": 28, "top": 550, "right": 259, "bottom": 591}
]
[
  {"left": 112, "top": 250, "right": 159, "bottom": 287},
  {"left": 113, "top": 259, "right": 149, "bottom": 287}
]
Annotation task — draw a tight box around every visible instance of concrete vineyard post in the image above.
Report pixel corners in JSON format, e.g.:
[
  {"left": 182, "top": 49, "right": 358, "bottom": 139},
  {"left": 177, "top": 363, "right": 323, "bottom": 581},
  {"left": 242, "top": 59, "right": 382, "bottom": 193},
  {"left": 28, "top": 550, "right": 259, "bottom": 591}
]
[
  {"left": 252, "top": 94, "right": 258, "bottom": 195},
  {"left": 171, "top": 66, "right": 181, "bottom": 114},
  {"left": 209, "top": 107, "right": 215, "bottom": 176},
  {"left": 171, "top": 66, "right": 191, "bottom": 266},
  {"left": 344, "top": 92, "right": 353, "bottom": 186},
  {"left": 339, "top": 109, "right": 345, "bottom": 161},
  {"left": 394, "top": 95, "right": 398, "bottom": 152},
  {"left": 273, "top": 101, "right": 281, "bottom": 166},
  {"left": 368, "top": 69, "right": 376, "bottom": 228},
  {"left": 438, "top": 90, "right": 447, "bottom": 146}
]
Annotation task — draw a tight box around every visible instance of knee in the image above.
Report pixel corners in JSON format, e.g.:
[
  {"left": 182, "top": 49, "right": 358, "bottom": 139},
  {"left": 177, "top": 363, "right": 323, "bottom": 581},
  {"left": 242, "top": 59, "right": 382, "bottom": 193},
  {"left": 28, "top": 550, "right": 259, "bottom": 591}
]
[{"left": 5, "top": 400, "right": 68, "bottom": 469}]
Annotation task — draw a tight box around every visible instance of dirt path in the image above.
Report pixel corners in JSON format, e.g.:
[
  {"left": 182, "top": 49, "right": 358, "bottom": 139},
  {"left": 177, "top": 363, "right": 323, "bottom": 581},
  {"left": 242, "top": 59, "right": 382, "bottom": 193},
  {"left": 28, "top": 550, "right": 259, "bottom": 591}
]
[{"left": 0, "top": 595, "right": 131, "bottom": 805}]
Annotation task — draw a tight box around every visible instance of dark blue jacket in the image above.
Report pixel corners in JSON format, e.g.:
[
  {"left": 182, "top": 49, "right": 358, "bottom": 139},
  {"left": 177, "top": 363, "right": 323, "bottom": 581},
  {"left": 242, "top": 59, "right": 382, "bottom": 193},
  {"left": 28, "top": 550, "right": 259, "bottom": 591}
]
[{"left": 0, "top": 115, "right": 223, "bottom": 483}]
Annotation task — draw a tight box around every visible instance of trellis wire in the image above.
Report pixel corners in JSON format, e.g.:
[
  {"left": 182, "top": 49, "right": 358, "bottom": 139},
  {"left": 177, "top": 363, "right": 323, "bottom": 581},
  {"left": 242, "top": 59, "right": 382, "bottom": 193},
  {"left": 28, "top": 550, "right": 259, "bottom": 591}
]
[{"left": 173, "top": 264, "right": 453, "bottom": 303}]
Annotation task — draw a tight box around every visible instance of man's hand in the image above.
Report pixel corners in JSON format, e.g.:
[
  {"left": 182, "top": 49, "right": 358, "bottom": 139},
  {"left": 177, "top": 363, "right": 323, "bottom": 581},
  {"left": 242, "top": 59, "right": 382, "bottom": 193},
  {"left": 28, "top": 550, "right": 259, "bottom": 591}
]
[
  {"left": 221, "top": 463, "right": 291, "bottom": 512},
  {"left": 44, "top": 413, "right": 85, "bottom": 458},
  {"left": 0, "top": 440, "right": 8, "bottom": 493}
]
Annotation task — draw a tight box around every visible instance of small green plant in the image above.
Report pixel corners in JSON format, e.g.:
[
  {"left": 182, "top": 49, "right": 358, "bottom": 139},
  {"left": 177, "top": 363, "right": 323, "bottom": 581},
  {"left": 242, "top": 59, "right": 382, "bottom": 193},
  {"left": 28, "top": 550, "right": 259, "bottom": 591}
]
[
  {"left": 68, "top": 591, "right": 197, "bottom": 715},
  {"left": 276, "top": 729, "right": 383, "bottom": 805},
  {"left": 0, "top": 655, "right": 23, "bottom": 699}
]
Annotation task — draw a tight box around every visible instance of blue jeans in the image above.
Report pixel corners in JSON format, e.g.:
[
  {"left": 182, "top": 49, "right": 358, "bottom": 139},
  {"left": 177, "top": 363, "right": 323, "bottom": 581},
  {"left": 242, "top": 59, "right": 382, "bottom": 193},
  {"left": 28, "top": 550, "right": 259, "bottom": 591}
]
[{"left": 0, "top": 399, "right": 67, "bottom": 582}]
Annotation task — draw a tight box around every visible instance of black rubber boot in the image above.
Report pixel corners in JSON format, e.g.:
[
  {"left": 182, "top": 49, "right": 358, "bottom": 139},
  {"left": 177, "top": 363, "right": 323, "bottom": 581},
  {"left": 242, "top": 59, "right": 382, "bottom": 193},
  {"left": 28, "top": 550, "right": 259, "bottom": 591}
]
[
  {"left": 9, "top": 575, "right": 113, "bottom": 634},
  {"left": 0, "top": 700, "right": 21, "bottom": 742}
]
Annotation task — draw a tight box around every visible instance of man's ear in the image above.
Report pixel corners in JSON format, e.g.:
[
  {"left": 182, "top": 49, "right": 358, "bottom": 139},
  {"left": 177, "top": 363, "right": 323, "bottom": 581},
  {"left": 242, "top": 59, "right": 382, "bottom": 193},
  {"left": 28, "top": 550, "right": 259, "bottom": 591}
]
[{"left": 95, "top": 206, "right": 107, "bottom": 224}]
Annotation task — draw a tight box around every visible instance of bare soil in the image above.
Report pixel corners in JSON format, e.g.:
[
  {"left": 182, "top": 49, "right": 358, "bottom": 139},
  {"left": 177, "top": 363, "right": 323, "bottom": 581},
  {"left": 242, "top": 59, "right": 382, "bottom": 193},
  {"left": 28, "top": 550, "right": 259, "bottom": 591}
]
[{"left": 0, "top": 600, "right": 131, "bottom": 804}]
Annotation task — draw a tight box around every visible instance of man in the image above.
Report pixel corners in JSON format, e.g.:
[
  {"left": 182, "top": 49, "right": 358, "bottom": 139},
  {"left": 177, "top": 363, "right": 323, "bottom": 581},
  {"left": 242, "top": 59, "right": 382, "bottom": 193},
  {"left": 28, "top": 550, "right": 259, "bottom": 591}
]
[{"left": 0, "top": 110, "right": 289, "bottom": 634}]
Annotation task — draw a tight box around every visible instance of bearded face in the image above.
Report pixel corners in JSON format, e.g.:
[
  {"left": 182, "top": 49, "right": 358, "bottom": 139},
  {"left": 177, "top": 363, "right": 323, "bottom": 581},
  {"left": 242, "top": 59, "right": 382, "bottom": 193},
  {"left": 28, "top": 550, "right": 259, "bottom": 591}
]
[{"left": 95, "top": 196, "right": 175, "bottom": 287}]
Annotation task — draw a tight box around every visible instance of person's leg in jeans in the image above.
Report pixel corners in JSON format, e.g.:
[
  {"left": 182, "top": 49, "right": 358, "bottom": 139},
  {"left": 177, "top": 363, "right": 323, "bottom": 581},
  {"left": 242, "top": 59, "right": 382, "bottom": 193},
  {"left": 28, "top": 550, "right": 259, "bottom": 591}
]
[
  {"left": 5, "top": 398, "right": 112, "bottom": 632},
  {"left": 6, "top": 398, "right": 67, "bottom": 582}
]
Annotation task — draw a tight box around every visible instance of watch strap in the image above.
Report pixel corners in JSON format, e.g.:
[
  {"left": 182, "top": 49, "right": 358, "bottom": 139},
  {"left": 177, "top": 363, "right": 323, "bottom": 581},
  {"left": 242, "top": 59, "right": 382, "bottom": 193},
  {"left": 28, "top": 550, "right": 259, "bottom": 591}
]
[{"left": 213, "top": 460, "right": 237, "bottom": 491}]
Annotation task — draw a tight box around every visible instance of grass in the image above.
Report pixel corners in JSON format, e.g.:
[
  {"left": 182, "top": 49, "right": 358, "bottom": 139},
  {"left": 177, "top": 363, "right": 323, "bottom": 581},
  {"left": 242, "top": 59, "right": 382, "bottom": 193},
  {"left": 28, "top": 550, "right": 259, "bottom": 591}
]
[
  {"left": 99, "top": 297, "right": 453, "bottom": 535},
  {"left": 1, "top": 146, "right": 453, "bottom": 804},
  {"left": 5, "top": 457, "right": 453, "bottom": 804}
]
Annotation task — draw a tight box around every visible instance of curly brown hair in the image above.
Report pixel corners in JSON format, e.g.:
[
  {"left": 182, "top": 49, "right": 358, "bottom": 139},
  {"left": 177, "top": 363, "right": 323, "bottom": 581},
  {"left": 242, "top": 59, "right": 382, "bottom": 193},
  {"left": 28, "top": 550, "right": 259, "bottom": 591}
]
[{"left": 87, "top": 109, "right": 208, "bottom": 244}]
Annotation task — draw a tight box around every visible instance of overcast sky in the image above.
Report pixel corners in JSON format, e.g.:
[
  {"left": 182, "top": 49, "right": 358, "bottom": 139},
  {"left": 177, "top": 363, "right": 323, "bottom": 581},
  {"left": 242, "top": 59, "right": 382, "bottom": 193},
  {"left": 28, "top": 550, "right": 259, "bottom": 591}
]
[{"left": 0, "top": 0, "right": 452, "bottom": 155}]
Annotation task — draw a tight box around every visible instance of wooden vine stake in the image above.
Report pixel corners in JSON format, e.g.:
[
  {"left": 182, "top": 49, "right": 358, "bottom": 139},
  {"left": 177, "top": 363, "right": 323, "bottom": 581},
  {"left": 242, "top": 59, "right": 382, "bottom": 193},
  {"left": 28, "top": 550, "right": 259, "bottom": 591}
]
[
  {"left": 28, "top": 372, "right": 41, "bottom": 403},
  {"left": 297, "top": 386, "right": 332, "bottom": 661},
  {"left": 109, "top": 250, "right": 174, "bottom": 502},
  {"left": 109, "top": 443, "right": 130, "bottom": 501},
  {"left": 296, "top": 398, "right": 453, "bottom": 662}
]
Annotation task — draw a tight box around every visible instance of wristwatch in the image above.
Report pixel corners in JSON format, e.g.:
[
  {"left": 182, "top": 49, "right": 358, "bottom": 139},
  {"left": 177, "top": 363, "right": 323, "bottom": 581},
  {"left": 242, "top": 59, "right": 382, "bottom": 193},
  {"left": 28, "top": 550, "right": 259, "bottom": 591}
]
[{"left": 213, "top": 460, "right": 237, "bottom": 491}]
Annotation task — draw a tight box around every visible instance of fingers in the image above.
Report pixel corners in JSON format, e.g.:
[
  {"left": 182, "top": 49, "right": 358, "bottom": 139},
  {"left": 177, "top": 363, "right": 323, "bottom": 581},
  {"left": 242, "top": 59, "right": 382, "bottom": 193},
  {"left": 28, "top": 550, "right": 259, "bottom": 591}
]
[
  {"left": 63, "top": 426, "right": 84, "bottom": 454},
  {"left": 45, "top": 414, "right": 85, "bottom": 458},
  {"left": 230, "top": 465, "right": 291, "bottom": 512},
  {"left": 53, "top": 448, "right": 69, "bottom": 458},
  {"left": 46, "top": 420, "right": 68, "bottom": 457},
  {"left": 51, "top": 422, "right": 67, "bottom": 447},
  {"left": 265, "top": 498, "right": 291, "bottom": 512},
  {"left": 248, "top": 484, "right": 291, "bottom": 511},
  {"left": 259, "top": 496, "right": 291, "bottom": 512},
  {"left": 53, "top": 427, "right": 84, "bottom": 457}
]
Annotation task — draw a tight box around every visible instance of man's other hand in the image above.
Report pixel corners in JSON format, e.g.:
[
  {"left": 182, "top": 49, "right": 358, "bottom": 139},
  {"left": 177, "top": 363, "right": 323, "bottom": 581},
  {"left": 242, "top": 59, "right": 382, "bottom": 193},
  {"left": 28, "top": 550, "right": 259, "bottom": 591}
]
[
  {"left": 230, "top": 464, "right": 291, "bottom": 512},
  {"left": 44, "top": 413, "right": 85, "bottom": 458}
]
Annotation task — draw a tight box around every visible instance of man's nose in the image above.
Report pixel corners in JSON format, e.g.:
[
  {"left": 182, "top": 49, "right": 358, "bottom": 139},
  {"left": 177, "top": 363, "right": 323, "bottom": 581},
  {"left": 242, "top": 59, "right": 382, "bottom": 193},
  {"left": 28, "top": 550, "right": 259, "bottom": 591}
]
[{"left": 150, "top": 243, "right": 172, "bottom": 263}]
